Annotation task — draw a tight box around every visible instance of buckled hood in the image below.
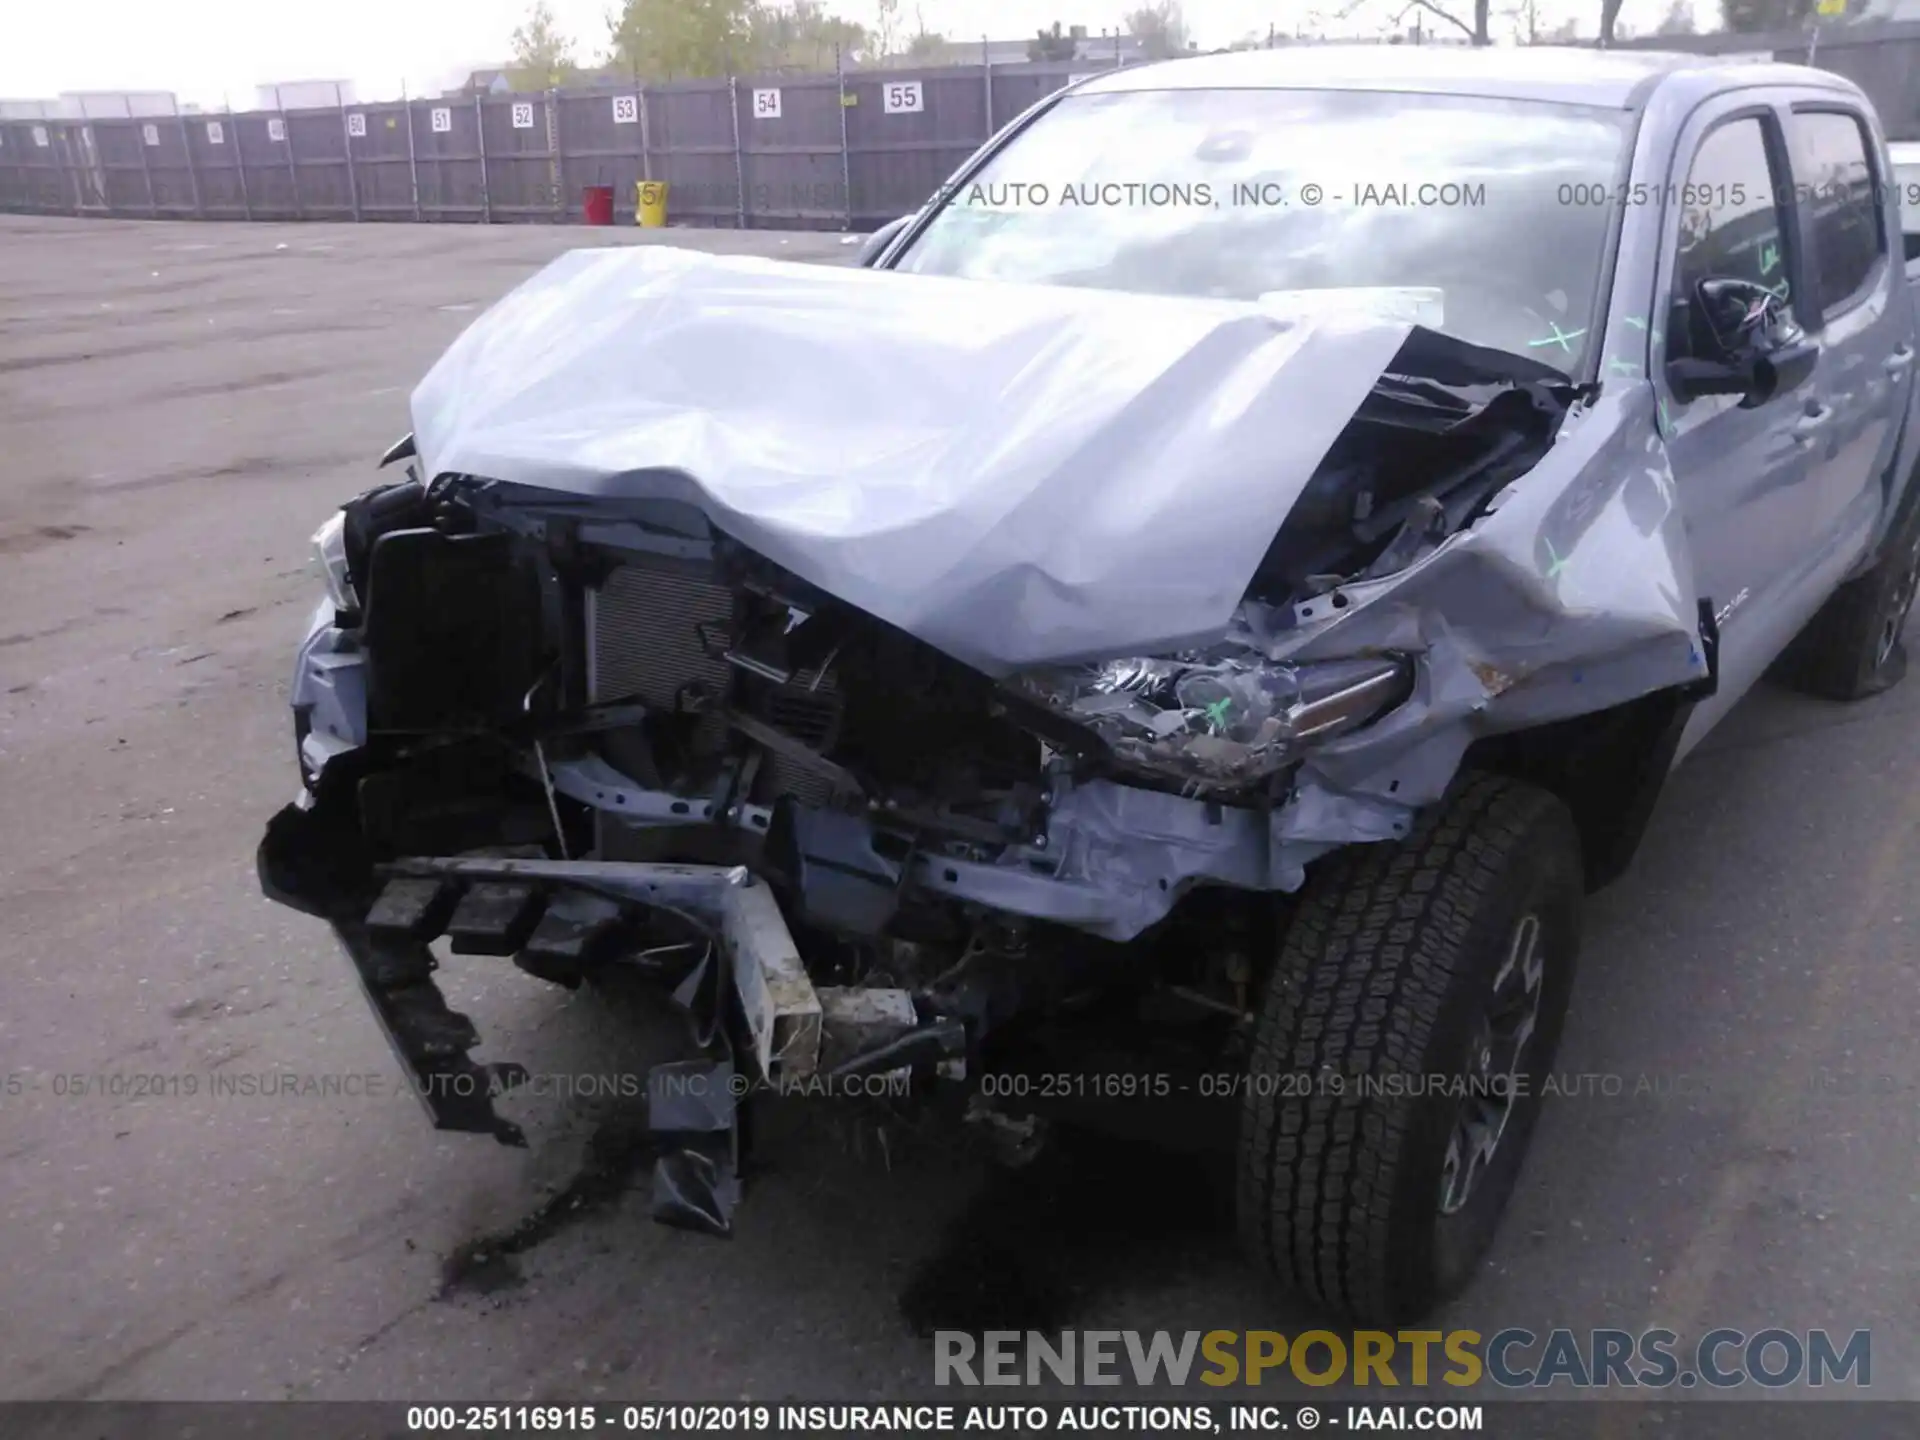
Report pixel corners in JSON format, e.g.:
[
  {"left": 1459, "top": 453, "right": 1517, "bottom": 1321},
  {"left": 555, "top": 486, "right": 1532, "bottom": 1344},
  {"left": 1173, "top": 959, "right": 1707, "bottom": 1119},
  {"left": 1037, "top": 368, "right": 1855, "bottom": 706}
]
[{"left": 410, "top": 244, "right": 1420, "bottom": 674}]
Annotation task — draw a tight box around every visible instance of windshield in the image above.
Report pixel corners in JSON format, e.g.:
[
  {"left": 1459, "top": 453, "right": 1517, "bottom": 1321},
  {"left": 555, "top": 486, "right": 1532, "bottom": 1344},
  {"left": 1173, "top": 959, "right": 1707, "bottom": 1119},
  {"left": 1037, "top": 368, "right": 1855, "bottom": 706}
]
[{"left": 891, "top": 86, "right": 1633, "bottom": 375}]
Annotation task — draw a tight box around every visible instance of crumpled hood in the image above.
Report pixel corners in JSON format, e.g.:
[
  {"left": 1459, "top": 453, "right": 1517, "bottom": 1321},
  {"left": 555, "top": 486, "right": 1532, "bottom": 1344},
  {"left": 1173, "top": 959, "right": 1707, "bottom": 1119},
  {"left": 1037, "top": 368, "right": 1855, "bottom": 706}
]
[{"left": 410, "top": 244, "right": 1416, "bottom": 675}]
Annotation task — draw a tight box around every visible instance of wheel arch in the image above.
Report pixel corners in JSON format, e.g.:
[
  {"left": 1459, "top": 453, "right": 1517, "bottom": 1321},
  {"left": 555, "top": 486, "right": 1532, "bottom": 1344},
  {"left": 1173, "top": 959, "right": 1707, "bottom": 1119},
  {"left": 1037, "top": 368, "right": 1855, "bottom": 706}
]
[{"left": 1460, "top": 686, "right": 1697, "bottom": 892}]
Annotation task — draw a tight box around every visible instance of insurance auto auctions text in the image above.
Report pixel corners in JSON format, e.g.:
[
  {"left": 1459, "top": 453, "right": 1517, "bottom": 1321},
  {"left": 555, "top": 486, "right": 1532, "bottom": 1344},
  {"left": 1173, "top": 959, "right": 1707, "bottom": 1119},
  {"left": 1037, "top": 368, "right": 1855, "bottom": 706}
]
[{"left": 958, "top": 181, "right": 1486, "bottom": 209}]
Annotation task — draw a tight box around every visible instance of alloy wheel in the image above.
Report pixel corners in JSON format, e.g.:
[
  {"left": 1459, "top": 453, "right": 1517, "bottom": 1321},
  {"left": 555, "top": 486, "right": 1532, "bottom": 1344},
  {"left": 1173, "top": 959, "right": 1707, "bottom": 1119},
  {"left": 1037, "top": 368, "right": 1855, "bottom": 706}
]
[{"left": 1438, "top": 912, "right": 1545, "bottom": 1217}]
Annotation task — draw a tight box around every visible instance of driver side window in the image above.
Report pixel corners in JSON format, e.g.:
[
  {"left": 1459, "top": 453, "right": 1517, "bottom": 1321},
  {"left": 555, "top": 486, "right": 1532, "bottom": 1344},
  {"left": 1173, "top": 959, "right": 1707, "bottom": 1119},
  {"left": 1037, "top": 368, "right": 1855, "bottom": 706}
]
[{"left": 1668, "top": 117, "right": 1788, "bottom": 364}]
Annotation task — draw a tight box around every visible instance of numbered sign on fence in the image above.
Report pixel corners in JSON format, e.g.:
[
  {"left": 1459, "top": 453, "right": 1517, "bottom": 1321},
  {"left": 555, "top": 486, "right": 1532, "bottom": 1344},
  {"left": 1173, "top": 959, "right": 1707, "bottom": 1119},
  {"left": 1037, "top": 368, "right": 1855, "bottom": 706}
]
[
  {"left": 347, "top": 112, "right": 366, "bottom": 138},
  {"left": 883, "top": 81, "right": 923, "bottom": 114},
  {"left": 612, "top": 95, "right": 639, "bottom": 125},
  {"left": 267, "top": 117, "right": 286, "bottom": 142},
  {"left": 206, "top": 121, "right": 224, "bottom": 145},
  {"left": 142, "top": 123, "right": 160, "bottom": 146},
  {"left": 32, "top": 125, "right": 49, "bottom": 147},
  {"left": 753, "top": 88, "right": 782, "bottom": 120},
  {"left": 430, "top": 107, "right": 452, "bottom": 134},
  {"left": 511, "top": 102, "right": 535, "bottom": 129}
]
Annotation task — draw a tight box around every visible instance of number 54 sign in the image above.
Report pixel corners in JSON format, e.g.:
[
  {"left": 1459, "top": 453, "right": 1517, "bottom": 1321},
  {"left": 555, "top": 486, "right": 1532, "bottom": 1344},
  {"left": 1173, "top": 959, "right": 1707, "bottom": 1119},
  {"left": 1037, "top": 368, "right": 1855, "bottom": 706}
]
[{"left": 883, "top": 80, "right": 923, "bottom": 114}]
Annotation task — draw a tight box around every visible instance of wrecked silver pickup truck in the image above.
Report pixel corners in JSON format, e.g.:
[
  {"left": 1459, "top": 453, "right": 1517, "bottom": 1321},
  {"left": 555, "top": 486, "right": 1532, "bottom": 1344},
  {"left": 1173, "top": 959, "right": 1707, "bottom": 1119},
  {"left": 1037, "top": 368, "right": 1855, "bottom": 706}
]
[{"left": 259, "top": 46, "right": 1920, "bottom": 1323}]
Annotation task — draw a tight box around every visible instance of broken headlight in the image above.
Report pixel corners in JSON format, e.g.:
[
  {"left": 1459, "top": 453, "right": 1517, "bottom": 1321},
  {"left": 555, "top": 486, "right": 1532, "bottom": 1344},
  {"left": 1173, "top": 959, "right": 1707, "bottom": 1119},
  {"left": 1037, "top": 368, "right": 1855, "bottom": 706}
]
[
  {"left": 310, "top": 511, "right": 354, "bottom": 614},
  {"left": 1010, "top": 653, "right": 1412, "bottom": 790}
]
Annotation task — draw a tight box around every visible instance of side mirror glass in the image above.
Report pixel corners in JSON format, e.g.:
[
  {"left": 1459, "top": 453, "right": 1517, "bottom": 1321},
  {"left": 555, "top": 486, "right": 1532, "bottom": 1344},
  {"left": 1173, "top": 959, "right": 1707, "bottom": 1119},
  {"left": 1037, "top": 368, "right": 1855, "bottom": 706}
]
[
  {"left": 1666, "top": 276, "right": 1815, "bottom": 407},
  {"left": 855, "top": 215, "right": 913, "bottom": 268}
]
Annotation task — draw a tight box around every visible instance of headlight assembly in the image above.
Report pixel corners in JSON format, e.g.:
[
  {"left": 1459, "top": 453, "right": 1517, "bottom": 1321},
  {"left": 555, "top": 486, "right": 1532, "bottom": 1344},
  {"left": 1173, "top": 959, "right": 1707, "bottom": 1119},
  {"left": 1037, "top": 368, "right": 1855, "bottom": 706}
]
[
  {"left": 310, "top": 511, "right": 354, "bottom": 614},
  {"left": 1009, "top": 651, "right": 1412, "bottom": 790}
]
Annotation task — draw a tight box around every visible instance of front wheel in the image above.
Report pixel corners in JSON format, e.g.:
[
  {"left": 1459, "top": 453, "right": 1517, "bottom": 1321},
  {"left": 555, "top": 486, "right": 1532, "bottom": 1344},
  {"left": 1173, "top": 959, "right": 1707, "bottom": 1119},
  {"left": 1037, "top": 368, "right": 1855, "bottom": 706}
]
[{"left": 1235, "top": 773, "right": 1583, "bottom": 1325}]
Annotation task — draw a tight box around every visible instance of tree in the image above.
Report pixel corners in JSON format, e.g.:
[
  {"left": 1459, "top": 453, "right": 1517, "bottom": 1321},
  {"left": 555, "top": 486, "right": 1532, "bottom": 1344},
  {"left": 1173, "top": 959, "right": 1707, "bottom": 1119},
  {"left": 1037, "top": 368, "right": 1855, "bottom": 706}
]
[
  {"left": 1390, "top": 0, "right": 1493, "bottom": 44},
  {"left": 902, "top": 28, "right": 949, "bottom": 60},
  {"left": 607, "top": 0, "right": 758, "bottom": 79},
  {"left": 1029, "top": 20, "right": 1078, "bottom": 60},
  {"left": 1655, "top": 0, "right": 1698, "bottom": 31},
  {"left": 747, "top": 1, "right": 870, "bottom": 69},
  {"left": 1721, "top": 0, "right": 1816, "bottom": 29},
  {"left": 1504, "top": 0, "right": 1544, "bottom": 42},
  {"left": 1126, "top": 1, "right": 1191, "bottom": 59},
  {"left": 873, "top": 0, "right": 904, "bottom": 58},
  {"left": 509, "top": 0, "right": 578, "bottom": 90},
  {"left": 1599, "top": 0, "right": 1625, "bottom": 42}
]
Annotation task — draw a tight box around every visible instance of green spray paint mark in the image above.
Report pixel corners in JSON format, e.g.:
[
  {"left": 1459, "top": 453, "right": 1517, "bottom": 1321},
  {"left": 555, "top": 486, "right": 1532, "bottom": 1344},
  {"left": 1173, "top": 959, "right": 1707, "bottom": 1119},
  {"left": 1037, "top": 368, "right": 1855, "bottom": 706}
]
[
  {"left": 1527, "top": 322, "right": 1587, "bottom": 355},
  {"left": 1543, "top": 538, "right": 1570, "bottom": 579},
  {"left": 1203, "top": 697, "right": 1233, "bottom": 731},
  {"left": 1623, "top": 315, "right": 1648, "bottom": 331},
  {"left": 1659, "top": 396, "right": 1671, "bottom": 433},
  {"left": 1608, "top": 357, "right": 1641, "bottom": 376},
  {"left": 1760, "top": 240, "right": 1780, "bottom": 276}
]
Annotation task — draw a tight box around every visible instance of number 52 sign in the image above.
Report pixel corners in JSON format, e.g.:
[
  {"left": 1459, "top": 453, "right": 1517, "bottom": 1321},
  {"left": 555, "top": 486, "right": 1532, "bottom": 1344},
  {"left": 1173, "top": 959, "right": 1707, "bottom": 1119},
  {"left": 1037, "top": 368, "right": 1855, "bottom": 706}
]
[{"left": 883, "top": 81, "right": 923, "bottom": 114}]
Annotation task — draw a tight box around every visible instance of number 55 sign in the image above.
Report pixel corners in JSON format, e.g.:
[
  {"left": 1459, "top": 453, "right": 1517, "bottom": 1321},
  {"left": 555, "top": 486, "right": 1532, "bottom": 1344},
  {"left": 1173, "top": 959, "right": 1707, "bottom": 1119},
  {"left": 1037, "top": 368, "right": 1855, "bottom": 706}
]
[{"left": 883, "top": 81, "right": 923, "bottom": 114}]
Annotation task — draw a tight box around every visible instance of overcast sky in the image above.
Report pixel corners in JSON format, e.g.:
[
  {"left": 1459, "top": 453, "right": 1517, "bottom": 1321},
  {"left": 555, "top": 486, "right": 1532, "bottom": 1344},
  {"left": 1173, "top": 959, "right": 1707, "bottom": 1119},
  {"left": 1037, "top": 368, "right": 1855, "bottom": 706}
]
[{"left": 4, "top": 0, "right": 1724, "bottom": 109}]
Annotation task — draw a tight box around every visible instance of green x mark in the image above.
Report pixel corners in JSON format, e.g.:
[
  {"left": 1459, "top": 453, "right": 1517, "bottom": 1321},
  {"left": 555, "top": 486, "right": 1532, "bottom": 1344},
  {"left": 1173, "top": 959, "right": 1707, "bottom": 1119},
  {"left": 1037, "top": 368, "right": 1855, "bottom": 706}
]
[
  {"left": 1543, "top": 538, "right": 1570, "bottom": 579},
  {"left": 1203, "top": 696, "right": 1233, "bottom": 731},
  {"left": 1528, "top": 322, "right": 1587, "bottom": 354},
  {"left": 1608, "top": 357, "right": 1641, "bottom": 376},
  {"left": 1760, "top": 240, "right": 1781, "bottom": 276}
]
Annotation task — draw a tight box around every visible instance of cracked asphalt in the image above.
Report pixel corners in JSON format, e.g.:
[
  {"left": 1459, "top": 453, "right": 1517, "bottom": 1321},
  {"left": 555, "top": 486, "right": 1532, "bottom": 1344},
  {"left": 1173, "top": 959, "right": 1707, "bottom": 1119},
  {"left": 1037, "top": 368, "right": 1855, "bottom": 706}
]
[{"left": 2, "top": 216, "right": 1919, "bottom": 1415}]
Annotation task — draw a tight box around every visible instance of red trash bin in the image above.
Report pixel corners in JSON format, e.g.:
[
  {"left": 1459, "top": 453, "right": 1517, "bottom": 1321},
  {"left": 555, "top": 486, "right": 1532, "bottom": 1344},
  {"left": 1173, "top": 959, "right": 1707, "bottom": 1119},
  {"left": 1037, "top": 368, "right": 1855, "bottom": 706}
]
[{"left": 581, "top": 185, "right": 615, "bottom": 226}]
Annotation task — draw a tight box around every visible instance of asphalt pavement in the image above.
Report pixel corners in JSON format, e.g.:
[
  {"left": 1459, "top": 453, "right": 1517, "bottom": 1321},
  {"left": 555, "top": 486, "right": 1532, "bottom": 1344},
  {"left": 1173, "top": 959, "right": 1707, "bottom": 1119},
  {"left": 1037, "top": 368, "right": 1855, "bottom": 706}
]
[{"left": 2, "top": 215, "right": 1918, "bottom": 1410}]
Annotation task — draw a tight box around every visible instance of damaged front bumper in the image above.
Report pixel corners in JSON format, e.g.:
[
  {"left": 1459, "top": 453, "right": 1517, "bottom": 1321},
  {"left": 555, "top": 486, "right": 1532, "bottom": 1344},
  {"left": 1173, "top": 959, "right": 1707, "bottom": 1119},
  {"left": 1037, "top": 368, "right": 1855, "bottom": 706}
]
[{"left": 259, "top": 790, "right": 978, "bottom": 1233}]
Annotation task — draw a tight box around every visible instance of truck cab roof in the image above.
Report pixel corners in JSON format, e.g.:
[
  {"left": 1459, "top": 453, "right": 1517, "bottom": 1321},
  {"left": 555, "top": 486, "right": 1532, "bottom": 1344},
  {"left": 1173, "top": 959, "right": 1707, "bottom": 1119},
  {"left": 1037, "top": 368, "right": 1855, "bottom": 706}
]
[{"left": 1076, "top": 44, "right": 1861, "bottom": 113}]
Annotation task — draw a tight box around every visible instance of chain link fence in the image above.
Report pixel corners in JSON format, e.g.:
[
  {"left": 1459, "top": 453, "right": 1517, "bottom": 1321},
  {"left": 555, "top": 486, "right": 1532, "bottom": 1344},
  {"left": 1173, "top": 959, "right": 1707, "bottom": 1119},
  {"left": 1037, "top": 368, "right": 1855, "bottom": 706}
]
[{"left": 0, "top": 57, "right": 1123, "bottom": 230}]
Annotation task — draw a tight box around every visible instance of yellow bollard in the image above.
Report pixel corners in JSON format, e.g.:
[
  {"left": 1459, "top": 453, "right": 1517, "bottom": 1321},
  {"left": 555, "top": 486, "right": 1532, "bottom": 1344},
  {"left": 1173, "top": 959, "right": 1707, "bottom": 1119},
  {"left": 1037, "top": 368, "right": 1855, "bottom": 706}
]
[{"left": 636, "top": 181, "right": 669, "bottom": 228}]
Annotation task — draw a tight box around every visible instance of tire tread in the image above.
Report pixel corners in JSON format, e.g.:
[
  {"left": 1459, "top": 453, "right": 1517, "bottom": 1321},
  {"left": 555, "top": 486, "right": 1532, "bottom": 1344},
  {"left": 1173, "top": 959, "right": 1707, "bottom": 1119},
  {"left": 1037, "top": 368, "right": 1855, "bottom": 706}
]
[{"left": 1237, "top": 772, "right": 1564, "bottom": 1321}]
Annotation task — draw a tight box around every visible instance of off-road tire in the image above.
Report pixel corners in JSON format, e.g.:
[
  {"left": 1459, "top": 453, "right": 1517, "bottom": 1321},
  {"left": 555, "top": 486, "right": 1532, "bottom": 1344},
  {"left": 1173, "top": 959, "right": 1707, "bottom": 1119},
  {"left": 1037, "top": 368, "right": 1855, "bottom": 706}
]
[
  {"left": 1236, "top": 773, "right": 1583, "bottom": 1325},
  {"left": 1772, "top": 506, "right": 1920, "bottom": 701}
]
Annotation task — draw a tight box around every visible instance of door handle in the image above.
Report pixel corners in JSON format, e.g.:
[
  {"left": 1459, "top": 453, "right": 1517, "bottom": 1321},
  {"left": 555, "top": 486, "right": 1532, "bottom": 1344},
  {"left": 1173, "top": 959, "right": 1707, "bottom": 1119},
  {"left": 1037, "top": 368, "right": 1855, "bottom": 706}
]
[
  {"left": 1888, "top": 346, "right": 1915, "bottom": 376},
  {"left": 1793, "top": 404, "right": 1834, "bottom": 440}
]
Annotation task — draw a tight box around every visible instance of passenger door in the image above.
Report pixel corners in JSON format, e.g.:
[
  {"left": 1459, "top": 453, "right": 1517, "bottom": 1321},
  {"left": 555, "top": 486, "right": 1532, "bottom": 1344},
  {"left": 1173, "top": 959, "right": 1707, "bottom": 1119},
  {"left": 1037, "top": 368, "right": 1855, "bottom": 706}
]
[
  {"left": 1781, "top": 104, "right": 1908, "bottom": 573},
  {"left": 1657, "top": 107, "right": 1819, "bottom": 745}
]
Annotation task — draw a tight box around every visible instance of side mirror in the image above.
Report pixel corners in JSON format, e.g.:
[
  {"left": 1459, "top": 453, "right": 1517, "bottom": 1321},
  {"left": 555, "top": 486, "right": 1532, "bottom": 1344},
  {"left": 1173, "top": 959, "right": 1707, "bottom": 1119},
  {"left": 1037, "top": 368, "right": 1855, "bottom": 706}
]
[
  {"left": 855, "top": 215, "right": 913, "bottom": 268},
  {"left": 1666, "top": 276, "right": 1816, "bottom": 407}
]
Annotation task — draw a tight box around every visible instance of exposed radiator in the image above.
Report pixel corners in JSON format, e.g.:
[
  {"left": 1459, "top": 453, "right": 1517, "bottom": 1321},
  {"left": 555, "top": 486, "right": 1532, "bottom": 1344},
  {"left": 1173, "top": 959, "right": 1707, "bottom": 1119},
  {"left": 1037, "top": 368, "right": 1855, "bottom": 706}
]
[
  {"left": 588, "top": 557, "right": 735, "bottom": 713},
  {"left": 587, "top": 556, "right": 842, "bottom": 828}
]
